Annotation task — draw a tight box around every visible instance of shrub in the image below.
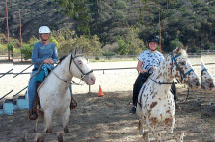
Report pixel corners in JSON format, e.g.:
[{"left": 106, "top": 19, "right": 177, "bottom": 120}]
[{"left": 20, "top": 43, "right": 34, "bottom": 59}]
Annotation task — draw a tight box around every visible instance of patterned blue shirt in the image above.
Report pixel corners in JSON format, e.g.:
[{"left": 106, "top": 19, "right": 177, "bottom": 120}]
[
  {"left": 31, "top": 42, "right": 58, "bottom": 71},
  {"left": 138, "top": 50, "right": 164, "bottom": 74}
]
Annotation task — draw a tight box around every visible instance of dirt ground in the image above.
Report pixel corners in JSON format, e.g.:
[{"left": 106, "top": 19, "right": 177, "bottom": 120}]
[
  {"left": 0, "top": 55, "right": 214, "bottom": 141},
  {"left": 0, "top": 88, "right": 214, "bottom": 142}
]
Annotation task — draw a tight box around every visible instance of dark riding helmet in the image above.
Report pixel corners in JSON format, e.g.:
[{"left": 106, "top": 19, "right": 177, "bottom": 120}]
[{"left": 146, "top": 34, "right": 159, "bottom": 43}]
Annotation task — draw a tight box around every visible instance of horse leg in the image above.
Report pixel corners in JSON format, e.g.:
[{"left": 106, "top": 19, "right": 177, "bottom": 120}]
[
  {"left": 174, "top": 132, "right": 184, "bottom": 142},
  {"left": 34, "top": 119, "right": 38, "bottom": 133},
  {"left": 61, "top": 108, "right": 70, "bottom": 133},
  {"left": 44, "top": 110, "right": 53, "bottom": 133},
  {"left": 164, "top": 118, "right": 184, "bottom": 141},
  {"left": 57, "top": 133, "right": 64, "bottom": 142},
  {"left": 34, "top": 133, "right": 44, "bottom": 142},
  {"left": 23, "top": 133, "right": 27, "bottom": 142}
]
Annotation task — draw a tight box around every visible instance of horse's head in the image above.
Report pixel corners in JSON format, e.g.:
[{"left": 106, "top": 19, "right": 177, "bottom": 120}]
[
  {"left": 171, "top": 45, "right": 200, "bottom": 89},
  {"left": 69, "top": 48, "right": 96, "bottom": 85},
  {"left": 201, "top": 61, "right": 214, "bottom": 90}
]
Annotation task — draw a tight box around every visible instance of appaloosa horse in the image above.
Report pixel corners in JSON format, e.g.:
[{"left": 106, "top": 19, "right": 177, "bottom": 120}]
[
  {"left": 25, "top": 48, "right": 96, "bottom": 142},
  {"left": 136, "top": 45, "right": 201, "bottom": 141},
  {"left": 201, "top": 61, "right": 214, "bottom": 91}
]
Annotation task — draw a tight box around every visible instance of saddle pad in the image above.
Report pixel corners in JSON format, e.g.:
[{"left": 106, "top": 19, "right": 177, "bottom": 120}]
[{"left": 138, "top": 85, "right": 146, "bottom": 104}]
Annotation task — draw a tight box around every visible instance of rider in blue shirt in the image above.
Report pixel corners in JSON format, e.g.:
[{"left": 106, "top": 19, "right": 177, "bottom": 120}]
[
  {"left": 28, "top": 26, "right": 77, "bottom": 120},
  {"left": 129, "top": 34, "right": 164, "bottom": 114}
]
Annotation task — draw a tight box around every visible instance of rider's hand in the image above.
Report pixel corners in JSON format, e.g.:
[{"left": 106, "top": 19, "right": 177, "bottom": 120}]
[
  {"left": 48, "top": 59, "right": 54, "bottom": 64},
  {"left": 43, "top": 58, "right": 54, "bottom": 64},
  {"left": 140, "top": 69, "right": 147, "bottom": 74},
  {"left": 152, "top": 67, "right": 157, "bottom": 71}
]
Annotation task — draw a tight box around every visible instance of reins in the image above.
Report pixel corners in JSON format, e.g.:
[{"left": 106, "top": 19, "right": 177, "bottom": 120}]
[
  {"left": 49, "top": 53, "right": 93, "bottom": 85},
  {"left": 148, "top": 52, "right": 194, "bottom": 85},
  {"left": 171, "top": 52, "right": 194, "bottom": 83}
]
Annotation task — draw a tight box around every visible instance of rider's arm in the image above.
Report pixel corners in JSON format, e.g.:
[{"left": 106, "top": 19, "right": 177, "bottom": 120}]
[
  {"left": 32, "top": 43, "right": 47, "bottom": 64},
  {"left": 137, "top": 60, "right": 147, "bottom": 74},
  {"left": 52, "top": 43, "right": 58, "bottom": 64}
]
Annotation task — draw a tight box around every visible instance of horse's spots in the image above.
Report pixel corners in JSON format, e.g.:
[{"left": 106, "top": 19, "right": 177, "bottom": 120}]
[
  {"left": 158, "top": 98, "right": 161, "bottom": 100},
  {"left": 152, "top": 94, "right": 155, "bottom": 99},
  {"left": 164, "top": 118, "right": 173, "bottom": 127},
  {"left": 150, "top": 102, "right": 158, "bottom": 108},
  {"left": 166, "top": 110, "right": 170, "bottom": 113},
  {"left": 150, "top": 117, "right": 158, "bottom": 126}
]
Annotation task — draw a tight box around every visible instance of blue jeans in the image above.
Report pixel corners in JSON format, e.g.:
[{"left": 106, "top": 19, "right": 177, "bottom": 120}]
[{"left": 28, "top": 70, "right": 73, "bottom": 110}]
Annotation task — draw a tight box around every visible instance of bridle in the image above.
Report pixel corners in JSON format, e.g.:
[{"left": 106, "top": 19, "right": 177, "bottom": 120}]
[
  {"left": 45, "top": 54, "right": 93, "bottom": 85},
  {"left": 149, "top": 52, "right": 194, "bottom": 85},
  {"left": 201, "top": 68, "right": 207, "bottom": 75},
  {"left": 171, "top": 52, "right": 194, "bottom": 83},
  {"left": 69, "top": 54, "right": 93, "bottom": 79}
]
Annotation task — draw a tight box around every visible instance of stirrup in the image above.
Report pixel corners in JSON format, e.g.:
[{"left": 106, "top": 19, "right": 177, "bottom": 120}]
[
  {"left": 70, "top": 98, "right": 77, "bottom": 109},
  {"left": 28, "top": 109, "right": 38, "bottom": 120}
]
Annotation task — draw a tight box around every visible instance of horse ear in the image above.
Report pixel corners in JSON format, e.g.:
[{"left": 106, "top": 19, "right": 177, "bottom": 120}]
[
  {"left": 81, "top": 47, "right": 84, "bottom": 54},
  {"left": 184, "top": 46, "right": 188, "bottom": 52},
  {"left": 175, "top": 45, "right": 183, "bottom": 54},
  {"left": 74, "top": 49, "right": 77, "bottom": 55}
]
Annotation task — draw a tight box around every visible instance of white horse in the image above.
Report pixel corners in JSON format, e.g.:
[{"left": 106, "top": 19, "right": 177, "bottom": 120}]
[
  {"left": 27, "top": 49, "right": 96, "bottom": 141},
  {"left": 201, "top": 61, "right": 214, "bottom": 91},
  {"left": 136, "top": 45, "right": 200, "bottom": 141}
]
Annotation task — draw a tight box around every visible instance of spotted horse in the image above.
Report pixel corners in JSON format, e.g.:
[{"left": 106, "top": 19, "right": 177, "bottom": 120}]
[
  {"left": 136, "top": 45, "right": 201, "bottom": 141},
  {"left": 201, "top": 61, "right": 215, "bottom": 91}
]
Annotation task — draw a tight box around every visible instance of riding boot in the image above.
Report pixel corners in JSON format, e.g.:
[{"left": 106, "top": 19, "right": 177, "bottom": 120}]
[
  {"left": 29, "top": 83, "right": 40, "bottom": 120},
  {"left": 70, "top": 97, "right": 77, "bottom": 110}
]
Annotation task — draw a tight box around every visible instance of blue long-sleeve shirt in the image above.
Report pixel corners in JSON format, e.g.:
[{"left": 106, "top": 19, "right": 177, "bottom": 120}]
[{"left": 31, "top": 42, "right": 58, "bottom": 71}]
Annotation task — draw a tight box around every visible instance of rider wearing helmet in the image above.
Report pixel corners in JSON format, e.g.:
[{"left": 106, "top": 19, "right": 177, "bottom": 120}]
[
  {"left": 129, "top": 34, "right": 164, "bottom": 114},
  {"left": 28, "top": 26, "right": 77, "bottom": 120}
]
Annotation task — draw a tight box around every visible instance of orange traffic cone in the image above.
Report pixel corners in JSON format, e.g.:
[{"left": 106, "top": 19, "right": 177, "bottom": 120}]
[{"left": 98, "top": 85, "right": 104, "bottom": 97}]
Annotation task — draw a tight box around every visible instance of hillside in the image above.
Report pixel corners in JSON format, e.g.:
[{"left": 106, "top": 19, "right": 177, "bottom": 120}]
[{"left": 0, "top": 0, "right": 77, "bottom": 42}]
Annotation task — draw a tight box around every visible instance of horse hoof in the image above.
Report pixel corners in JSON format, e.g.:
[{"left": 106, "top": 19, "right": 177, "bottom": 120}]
[
  {"left": 64, "top": 127, "right": 69, "bottom": 133},
  {"left": 23, "top": 133, "right": 27, "bottom": 142},
  {"left": 58, "top": 133, "right": 64, "bottom": 142},
  {"left": 45, "top": 129, "right": 52, "bottom": 133}
]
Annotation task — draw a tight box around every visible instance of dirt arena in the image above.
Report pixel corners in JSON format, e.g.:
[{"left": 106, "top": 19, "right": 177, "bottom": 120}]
[
  {"left": 0, "top": 88, "right": 215, "bottom": 141},
  {"left": 0, "top": 55, "right": 214, "bottom": 141}
]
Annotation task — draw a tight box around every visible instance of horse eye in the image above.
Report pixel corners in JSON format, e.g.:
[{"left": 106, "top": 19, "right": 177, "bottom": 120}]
[
  {"left": 78, "top": 62, "right": 83, "bottom": 65},
  {"left": 180, "top": 62, "right": 185, "bottom": 65}
]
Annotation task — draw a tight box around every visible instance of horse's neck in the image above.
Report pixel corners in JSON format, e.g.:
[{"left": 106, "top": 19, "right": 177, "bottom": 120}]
[
  {"left": 150, "top": 55, "right": 174, "bottom": 92},
  {"left": 54, "top": 55, "right": 73, "bottom": 82}
]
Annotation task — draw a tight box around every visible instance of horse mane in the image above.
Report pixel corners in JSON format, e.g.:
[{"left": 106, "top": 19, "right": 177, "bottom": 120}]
[
  {"left": 59, "top": 55, "right": 68, "bottom": 64},
  {"left": 54, "top": 54, "right": 70, "bottom": 69}
]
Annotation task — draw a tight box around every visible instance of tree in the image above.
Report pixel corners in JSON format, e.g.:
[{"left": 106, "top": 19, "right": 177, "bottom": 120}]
[{"left": 117, "top": 39, "right": 129, "bottom": 55}]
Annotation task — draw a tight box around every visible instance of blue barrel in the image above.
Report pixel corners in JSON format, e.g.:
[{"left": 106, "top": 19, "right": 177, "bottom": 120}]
[
  {"left": 3, "top": 99, "right": 13, "bottom": 115},
  {"left": 17, "top": 96, "right": 29, "bottom": 109}
]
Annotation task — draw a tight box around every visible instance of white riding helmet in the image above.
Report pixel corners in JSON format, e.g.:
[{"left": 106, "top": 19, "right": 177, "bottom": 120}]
[{"left": 39, "top": 26, "right": 51, "bottom": 34}]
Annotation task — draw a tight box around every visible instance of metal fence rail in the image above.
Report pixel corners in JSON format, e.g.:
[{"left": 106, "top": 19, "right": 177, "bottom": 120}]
[
  {"left": 0, "top": 61, "right": 214, "bottom": 100},
  {"left": 0, "top": 69, "right": 13, "bottom": 78}
]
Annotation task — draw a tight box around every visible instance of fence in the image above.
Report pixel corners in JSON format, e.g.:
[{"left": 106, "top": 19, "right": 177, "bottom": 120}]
[{"left": 0, "top": 53, "right": 215, "bottom": 115}]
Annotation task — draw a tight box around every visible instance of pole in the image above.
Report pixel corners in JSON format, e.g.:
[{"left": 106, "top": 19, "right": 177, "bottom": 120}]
[
  {"left": 19, "top": 9, "right": 23, "bottom": 62},
  {"left": 159, "top": 9, "right": 161, "bottom": 52},
  {"left": 5, "top": 0, "right": 10, "bottom": 61},
  {"left": 166, "top": 0, "right": 168, "bottom": 12}
]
